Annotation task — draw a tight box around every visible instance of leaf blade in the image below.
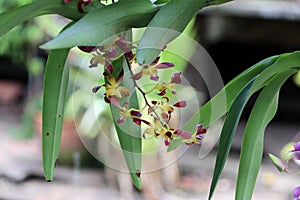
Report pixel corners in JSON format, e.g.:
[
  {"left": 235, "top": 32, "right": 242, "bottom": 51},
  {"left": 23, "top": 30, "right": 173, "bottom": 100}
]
[
  {"left": 168, "top": 55, "right": 280, "bottom": 151},
  {"left": 41, "top": 1, "right": 158, "bottom": 49},
  {"left": 236, "top": 69, "right": 297, "bottom": 200},
  {"left": 136, "top": 0, "right": 234, "bottom": 64},
  {"left": 209, "top": 77, "right": 256, "bottom": 200},
  {"left": 108, "top": 57, "right": 142, "bottom": 189},
  {"left": 42, "top": 48, "right": 70, "bottom": 181},
  {"left": 168, "top": 51, "right": 300, "bottom": 152}
]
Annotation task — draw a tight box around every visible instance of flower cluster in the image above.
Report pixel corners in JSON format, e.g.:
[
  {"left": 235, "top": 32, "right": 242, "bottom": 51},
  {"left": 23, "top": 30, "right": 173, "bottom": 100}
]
[
  {"left": 88, "top": 34, "right": 206, "bottom": 148},
  {"left": 84, "top": 36, "right": 136, "bottom": 77}
]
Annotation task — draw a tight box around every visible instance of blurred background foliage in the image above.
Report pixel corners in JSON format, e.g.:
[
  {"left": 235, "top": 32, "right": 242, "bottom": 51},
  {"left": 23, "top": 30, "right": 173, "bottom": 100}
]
[{"left": 0, "top": 0, "right": 65, "bottom": 76}]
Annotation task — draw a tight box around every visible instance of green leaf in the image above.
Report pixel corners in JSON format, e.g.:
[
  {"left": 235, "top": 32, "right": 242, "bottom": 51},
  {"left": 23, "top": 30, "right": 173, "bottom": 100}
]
[
  {"left": 236, "top": 69, "right": 297, "bottom": 200},
  {"left": 0, "top": 0, "right": 63, "bottom": 37},
  {"left": 44, "top": 0, "right": 104, "bottom": 20},
  {"left": 250, "top": 51, "right": 300, "bottom": 93},
  {"left": 168, "top": 55, "right": 280, "bottom": 152},
  {"left": 168, "top": 50, "right": 300, "bottom": 152},
  {"left": 41, "top": 1, "right": 159, "bottom": 49},
  {"left": 107, "top": 57, "right": 142, "bottom": 189},
  {"left": 209, "top": 77, "right": 256, "bottom": 200},
  {"left": 136, "top": 0, "right": 234, "bottom": 65},
  {"left": 42, "top": 48, "right": 70, "bottom": 181},
  {"left": 154, "top": 0, "right": 171, "bottom": 4},
  {"left": 206, "top": 0, "right": 234, "bottom": 6},
  {"left": 42, "top": 1, "right": 84, "bottom": 20}
]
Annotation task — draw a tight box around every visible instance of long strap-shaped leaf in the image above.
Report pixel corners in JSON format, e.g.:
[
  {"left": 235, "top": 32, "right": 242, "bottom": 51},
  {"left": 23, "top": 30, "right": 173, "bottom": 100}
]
[
  {"left": 41, "top": 1, "right": 159, "bottom": 49},
  {"left": 108, "top": 57, "right": 142, "bottom": 189},
  {"left": 208, "top": 77, "right": 257, "bottom": 199},
  {"left": 168, "top": 55, "right": 280, "bottom": 151},
  {"left": 168, "top": 51, "right": 300, "bottom": 151},
  {"left": 136, "top": 0, "right": 233, "bottom": 64},
  {"left": 0, "top": 0, "right": 91, "bottom": 38},
  {"left": 42, "top": 48, "right": 70, "bottom": 181},
  {"left": 236, "top": 69, "right": 297, "bottom": 200}
]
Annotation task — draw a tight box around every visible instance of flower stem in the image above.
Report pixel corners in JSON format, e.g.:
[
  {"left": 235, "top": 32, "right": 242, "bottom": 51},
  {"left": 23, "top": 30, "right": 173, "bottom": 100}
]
[{"left": 124, "top": 55, "right": 167, "bottom": 127}]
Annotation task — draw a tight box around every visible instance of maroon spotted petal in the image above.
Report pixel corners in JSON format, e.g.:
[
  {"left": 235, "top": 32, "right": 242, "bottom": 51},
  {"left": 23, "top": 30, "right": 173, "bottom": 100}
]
[
  {"left": 78, "top": 46, "right": 95, "bottom": 53},
  {"left": 77, "top": 0, "right": 92, "bottom": 13},
  {"left": 156, "top": 62, "right": 174, "bottom": 69},
  {"left": 125, "top": 51, "right": 134, "bottom": 61},
  {"left": 151, "top": 57, "right": 160, "bottom": 65},
  {"left": 130, "top": 110, "right": 142, "bottom": 118},
  {"left": 196, "top": 124, "right": 206, "bottom": 134},
  {"left": 157, "top": 89, "right": 166, "bottom": 96},
  {"left": 164, "top": 139, "right": 170, "bottom": 146},
  {"left": 105, "top": 62, "right": 114, "bottom": 75},
  {"left": 133, "top": 117, "right": 142, "bottom": 126},
  {"left": 132, "top": 71, "right": 143, "bottom": 80},
  {"left": 173, "top": 101, "right": 187, "bottom": 108}
]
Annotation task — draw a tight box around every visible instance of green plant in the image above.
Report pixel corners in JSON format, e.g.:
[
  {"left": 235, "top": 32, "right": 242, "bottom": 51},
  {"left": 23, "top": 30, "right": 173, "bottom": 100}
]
[{"left": 1, "top": 0, "right": 300, "bottom": 199}]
